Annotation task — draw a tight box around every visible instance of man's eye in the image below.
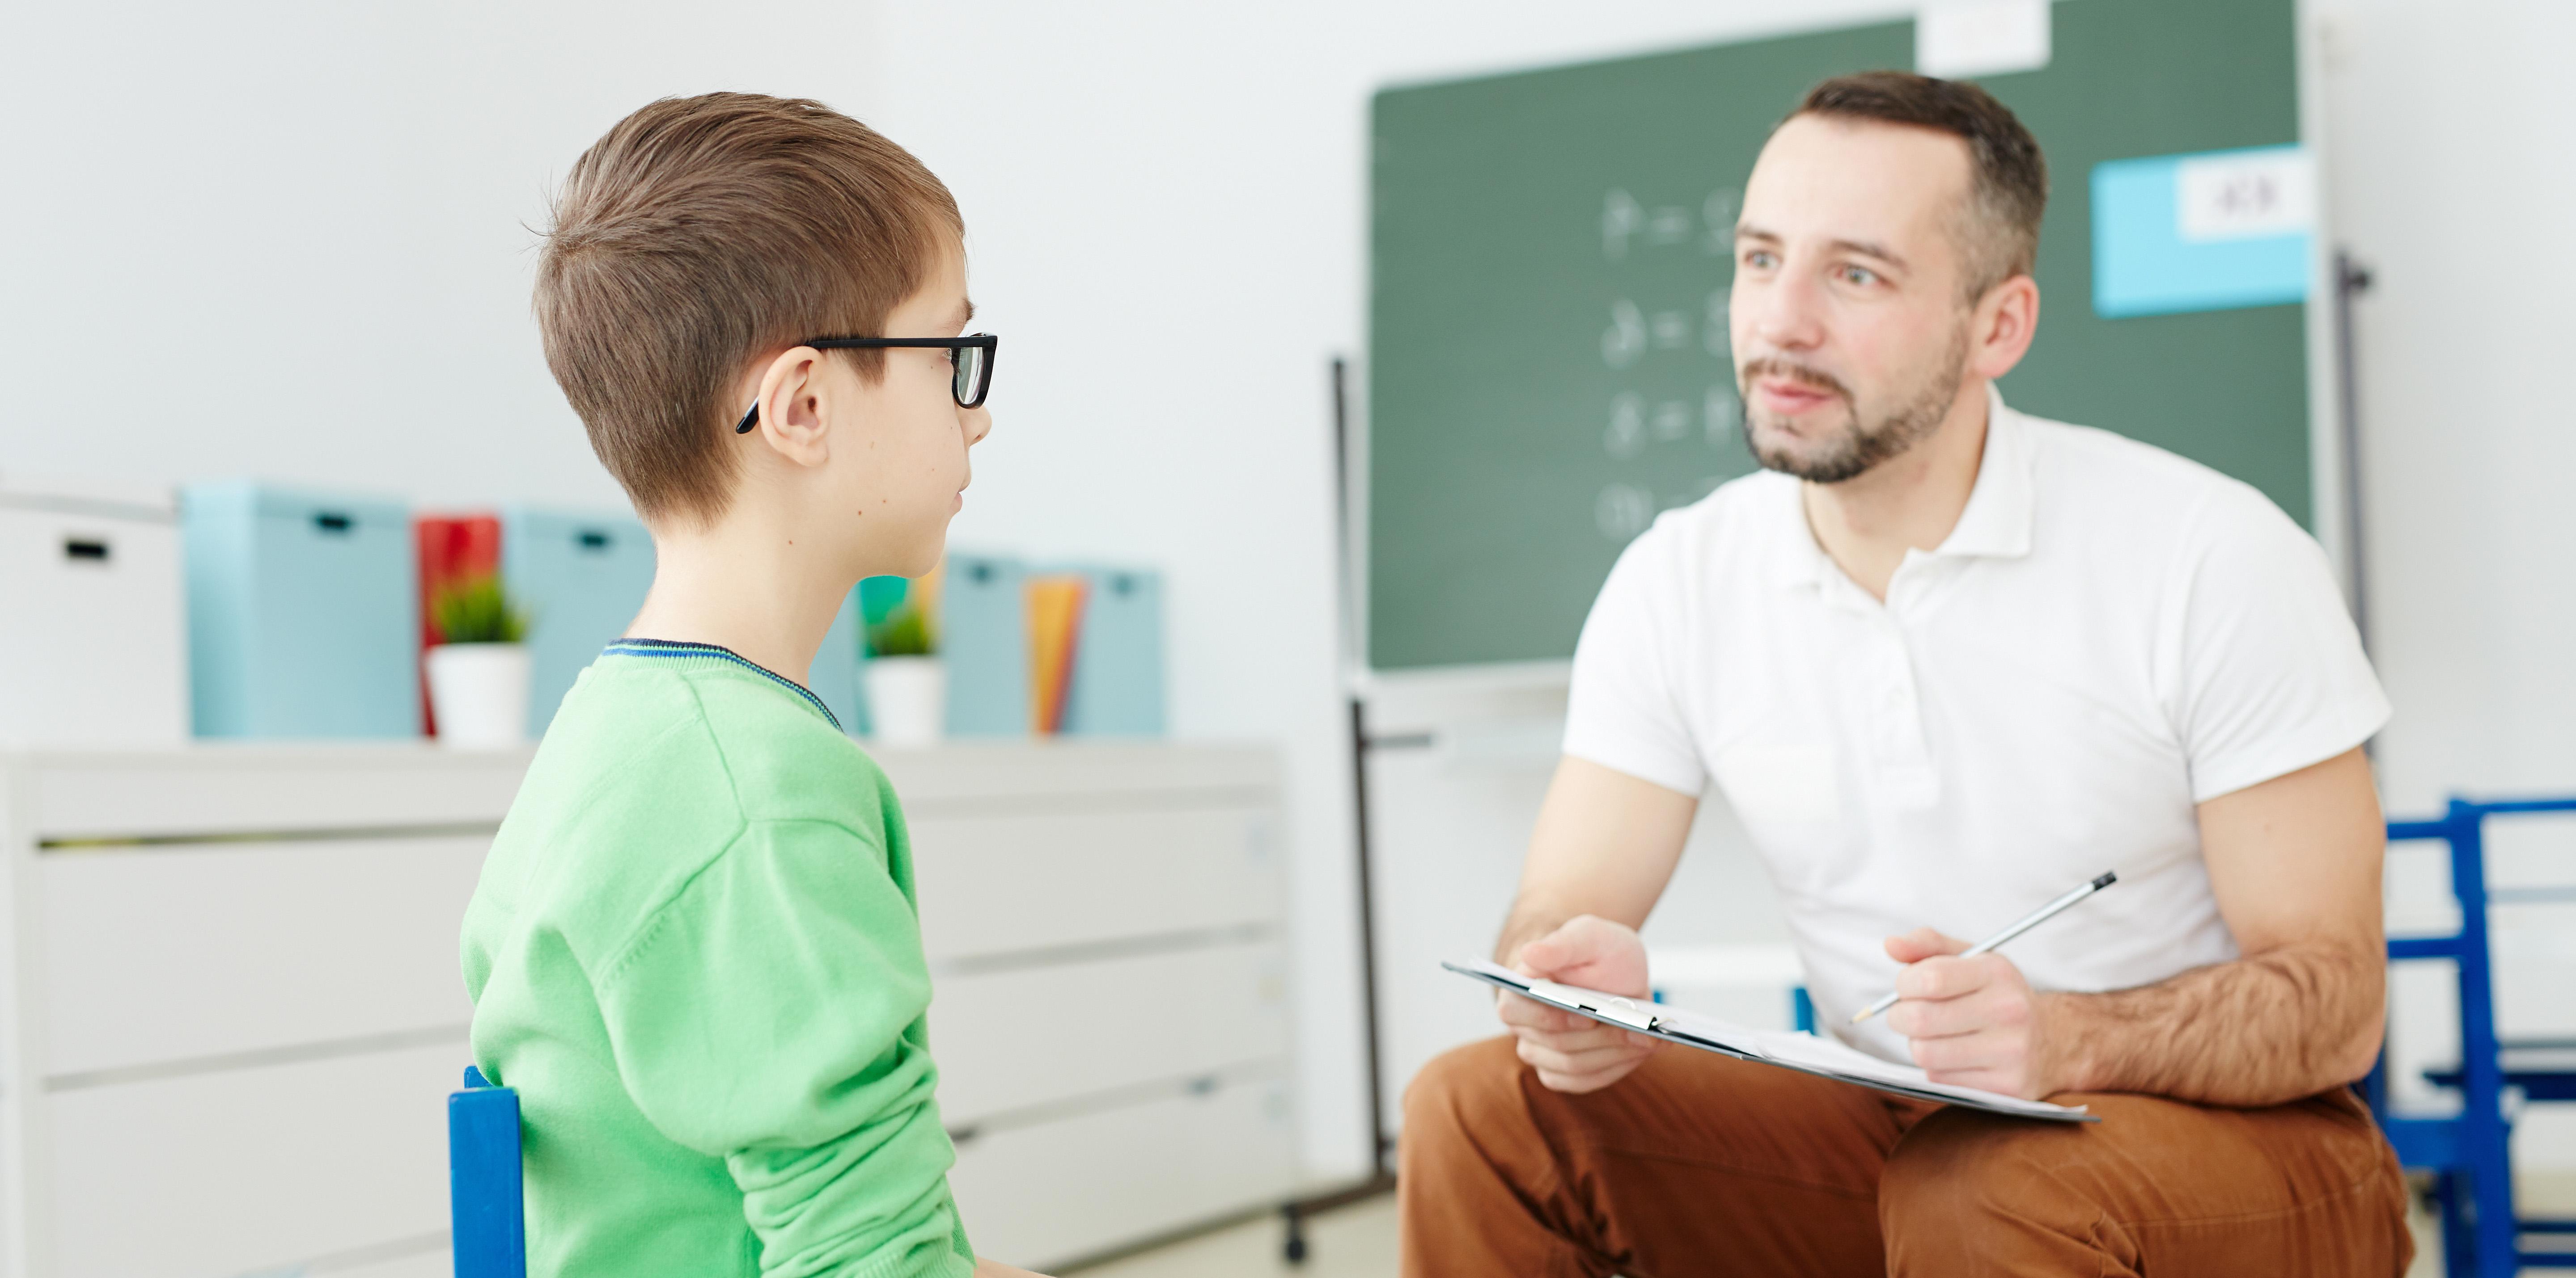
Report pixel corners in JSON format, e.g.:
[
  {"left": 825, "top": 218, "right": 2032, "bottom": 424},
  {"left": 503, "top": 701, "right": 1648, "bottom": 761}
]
[
  {"left": 1840, "top": 265, "right": 1880, "bottom": 287},
  {"left": 1743, "top": 249, "right": 1777, "bottom": 269}
]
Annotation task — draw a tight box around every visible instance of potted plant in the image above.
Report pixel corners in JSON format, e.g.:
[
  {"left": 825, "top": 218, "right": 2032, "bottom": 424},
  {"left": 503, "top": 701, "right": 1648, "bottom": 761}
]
[
  {"left": 426, "top": 573, "right": 533, "bottom": 749},
  {"left": 864, "top": 591, "right": 943, "bottom": 746}
]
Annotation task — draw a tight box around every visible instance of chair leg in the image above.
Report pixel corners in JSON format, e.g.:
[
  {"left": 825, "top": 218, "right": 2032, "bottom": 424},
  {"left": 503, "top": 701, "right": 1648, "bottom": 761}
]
[
  {"left": 2472, "top": 1145, "right": 2520, "bottom": 1275},
  {"left": 2438, "top": 1172, "right": 2477, "bottom": 1278}
]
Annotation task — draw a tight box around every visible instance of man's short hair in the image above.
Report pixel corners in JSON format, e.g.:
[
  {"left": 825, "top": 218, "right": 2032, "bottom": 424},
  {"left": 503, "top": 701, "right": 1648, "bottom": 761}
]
[
  {"left": 1787, "top": 71, "right": 2049, "bottom": 301},
  {"left": 535, "top": 93, "right": 962, "bottom": 525}
]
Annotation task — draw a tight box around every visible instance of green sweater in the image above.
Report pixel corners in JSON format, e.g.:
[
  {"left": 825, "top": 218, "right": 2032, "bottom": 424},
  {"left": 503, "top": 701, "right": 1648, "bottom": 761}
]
[{"left": 461, "top": 640, "right": 974, "bottom": 1278}]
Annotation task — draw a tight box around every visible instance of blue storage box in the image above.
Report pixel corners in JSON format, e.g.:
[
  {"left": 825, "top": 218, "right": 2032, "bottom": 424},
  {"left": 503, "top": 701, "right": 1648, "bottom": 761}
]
[
  {"left": 184, "top": 482, "right": 418, "bottom": 739},
  {"left": 938, "top": 552, "right": 1029, "bottom": 737},
  {"left": 500, "top": 508, "right": 655, "bottom": 734},
  {"left": 501, "top": 508, "right": 861, "bottom": 737},
  {"left": 810, "top": 589, "right": 862, "bottom": 736},
  {"left": 1050, "top": 564, "right": 1167, "bottom": 737}
]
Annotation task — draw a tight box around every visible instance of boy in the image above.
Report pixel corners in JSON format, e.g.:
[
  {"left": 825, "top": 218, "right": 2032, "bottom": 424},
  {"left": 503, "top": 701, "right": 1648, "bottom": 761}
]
[{"left": 461, "top": 93, "right": 1045, "bottom": 1278}]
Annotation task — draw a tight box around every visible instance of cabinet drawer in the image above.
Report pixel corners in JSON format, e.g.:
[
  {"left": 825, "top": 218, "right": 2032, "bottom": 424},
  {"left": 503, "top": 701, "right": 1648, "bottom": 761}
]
[
  {"left": 36, "top": 836, "right": 485, "bottom": 1078},
  {"left": 911, "top": 806, "right": 1276, "bottom": 962},
  {"left": 946, "top": 1070, "right": 1299, "bottom": 1270},
  {"left": 43, "top": 1040, "right": 457, "bottom": 1278},
  {"left": 933, "top": 940, "right": 1288, "bottom": 1124}
]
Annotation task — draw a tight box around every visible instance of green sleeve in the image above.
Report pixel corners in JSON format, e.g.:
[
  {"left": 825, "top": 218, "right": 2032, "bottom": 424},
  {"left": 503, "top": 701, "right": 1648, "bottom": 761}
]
[{"left": 593, "top": 818, "right": 975, "bottom": 1278}]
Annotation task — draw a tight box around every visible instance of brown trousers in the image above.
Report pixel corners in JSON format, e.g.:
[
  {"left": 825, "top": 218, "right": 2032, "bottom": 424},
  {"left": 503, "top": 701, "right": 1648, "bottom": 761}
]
[{"left": 1398, "top": 1036, "right": 2412, "bottom": 1277}]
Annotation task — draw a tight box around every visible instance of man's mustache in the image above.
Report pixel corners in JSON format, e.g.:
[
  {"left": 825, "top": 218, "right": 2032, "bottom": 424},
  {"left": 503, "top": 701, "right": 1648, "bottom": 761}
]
[{"left": 1739, "top": 358, "right": 1853, "bottom": 403}]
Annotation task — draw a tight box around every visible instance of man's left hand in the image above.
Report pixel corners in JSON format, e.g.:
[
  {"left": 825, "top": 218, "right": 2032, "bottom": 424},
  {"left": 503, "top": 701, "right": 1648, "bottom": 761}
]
[{"left": 1881, "top": 927, "right": 2082, "bottom": 1101}]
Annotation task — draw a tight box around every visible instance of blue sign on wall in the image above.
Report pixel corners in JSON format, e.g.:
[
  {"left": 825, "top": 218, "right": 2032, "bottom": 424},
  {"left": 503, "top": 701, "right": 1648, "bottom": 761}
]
[{"left": 2093, "top": 144, "right": 2314, "bottom": 318}]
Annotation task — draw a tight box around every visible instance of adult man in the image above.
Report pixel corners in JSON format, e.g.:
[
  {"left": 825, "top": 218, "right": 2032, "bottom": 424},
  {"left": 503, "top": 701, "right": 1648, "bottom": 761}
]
[{"left": 1398, "top": 72, "right": 2410, "bottom": 1276}]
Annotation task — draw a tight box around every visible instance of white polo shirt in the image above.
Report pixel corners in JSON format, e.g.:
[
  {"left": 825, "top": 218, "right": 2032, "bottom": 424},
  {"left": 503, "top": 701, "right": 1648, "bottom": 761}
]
[{"left": 1565, "top": 388, "right": 2388, "bottom": 1063}]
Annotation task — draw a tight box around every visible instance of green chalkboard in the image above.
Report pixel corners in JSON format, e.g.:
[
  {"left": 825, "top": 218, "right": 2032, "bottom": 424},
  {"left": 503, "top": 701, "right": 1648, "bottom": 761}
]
[{"left": 1368, "top": 0, "right": 2305, "bottom": 671}]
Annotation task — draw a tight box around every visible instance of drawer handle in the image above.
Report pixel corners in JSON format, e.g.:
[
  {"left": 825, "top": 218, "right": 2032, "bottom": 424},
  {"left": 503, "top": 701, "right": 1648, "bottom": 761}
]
[
  {"left": 313, "top": 512, "right": 353, "bottom": 534},
  {"left": 576, "top": 529, "right": 612, "bottom": 551},
  {"left": 62, "top": 538, "right": 110, "bottom": 563}
]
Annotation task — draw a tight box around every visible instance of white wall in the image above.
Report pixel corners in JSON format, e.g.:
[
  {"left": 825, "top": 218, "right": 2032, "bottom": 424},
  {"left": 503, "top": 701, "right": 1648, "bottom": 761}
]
[
  {"left": 2313, "top": 0, "right": 2576, "bottom": 1160},
  {"left": 0, "top": 0, "right": 890, "bottom": 511}
]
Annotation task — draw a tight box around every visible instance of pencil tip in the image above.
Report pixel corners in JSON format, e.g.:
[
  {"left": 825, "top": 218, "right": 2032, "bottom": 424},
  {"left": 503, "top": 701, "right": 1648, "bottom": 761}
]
[{"left": 2093, "top": 871, "right": 2117, "bottom": 889}]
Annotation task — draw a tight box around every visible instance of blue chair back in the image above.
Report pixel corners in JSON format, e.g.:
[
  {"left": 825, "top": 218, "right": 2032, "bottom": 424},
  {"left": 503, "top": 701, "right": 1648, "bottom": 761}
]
[
  {"left": 449, "top": 1066, "right": 527, "bottom": 1278},
  {"left": 2377, "top": 796, "right": 2576, "bottom": 1275}
]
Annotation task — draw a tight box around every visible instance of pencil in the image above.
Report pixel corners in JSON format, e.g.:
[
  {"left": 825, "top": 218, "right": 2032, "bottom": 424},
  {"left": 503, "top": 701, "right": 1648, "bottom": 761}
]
[{"left": 1850, "top": 871, "right": 2119, "bottom": 1024}]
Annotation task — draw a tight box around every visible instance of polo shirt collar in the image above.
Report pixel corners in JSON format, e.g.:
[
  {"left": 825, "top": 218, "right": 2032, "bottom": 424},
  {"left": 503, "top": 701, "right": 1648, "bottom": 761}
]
[
  {"left": 1772, "top": 383, "right": 2035, "bottom": 593},
  {"left": 1933, "top": 384, "right": 2034, "bottom": 560}
]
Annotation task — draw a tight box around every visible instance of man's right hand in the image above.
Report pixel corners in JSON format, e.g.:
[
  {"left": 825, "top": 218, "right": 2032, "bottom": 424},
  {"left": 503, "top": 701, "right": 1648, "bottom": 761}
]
[{"left": 1499, "top": 914, "right": 1660, "bottom": 1093}]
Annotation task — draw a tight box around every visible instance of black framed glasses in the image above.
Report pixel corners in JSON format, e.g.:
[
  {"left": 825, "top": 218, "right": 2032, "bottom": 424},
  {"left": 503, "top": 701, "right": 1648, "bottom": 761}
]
[{"left": 733, "top": 333, "right": 999, "bottom": 433}]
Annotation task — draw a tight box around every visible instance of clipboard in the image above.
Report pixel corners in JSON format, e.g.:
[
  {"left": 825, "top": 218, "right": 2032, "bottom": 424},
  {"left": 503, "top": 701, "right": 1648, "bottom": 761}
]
[{"left": 1446, "top": 959, "right": 2097, "bottom": 1123}]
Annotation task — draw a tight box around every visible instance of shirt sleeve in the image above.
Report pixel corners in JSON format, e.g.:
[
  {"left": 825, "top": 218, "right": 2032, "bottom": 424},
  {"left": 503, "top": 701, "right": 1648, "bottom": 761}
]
[
  {"left": 594, "top": 819, "right": 976, "bottom": 1278},
  {"left": 1563, "top": 520, "right": 1707, "bottom": 796},
  {"left": 2165, "top": 484, "right": 2391, "bottom": 804}
]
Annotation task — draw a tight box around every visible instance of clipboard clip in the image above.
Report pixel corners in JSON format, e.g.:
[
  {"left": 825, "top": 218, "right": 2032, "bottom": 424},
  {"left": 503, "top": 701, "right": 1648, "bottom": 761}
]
[{"left": 1528, "top": 980, "right": 1661, "bottom": 1033}]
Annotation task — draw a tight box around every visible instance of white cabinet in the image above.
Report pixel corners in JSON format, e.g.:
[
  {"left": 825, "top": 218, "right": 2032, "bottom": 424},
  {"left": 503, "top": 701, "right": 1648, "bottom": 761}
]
[
  {"left": 0, "top": 746, "right": 520, "bottom": 1278},
  {"left": 886, "top": 743, "right": 1300, "bottom": 1271},
  {"left": 0, "top": 741, "right": 1296, "bottom": 1277}
]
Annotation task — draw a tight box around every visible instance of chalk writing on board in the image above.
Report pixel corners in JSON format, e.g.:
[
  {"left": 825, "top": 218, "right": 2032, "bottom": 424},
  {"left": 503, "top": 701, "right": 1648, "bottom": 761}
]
[
  {"left": 1651, "top": 399, "right": 1692, "bottom": 441},
  {"left": 1602, "top": 300, "right": 1646, "bottom": 368},
  {"left": 1607, "top": 186, "right": 1743, "bottom": 260},
  {"left": 1703, "top": 188, "right": 1739, "bottom": 254},
  {"left": 1706, "top": 384, "right": 1741, "bottom": 446},
  {"left": 1651, "top": 310, "right": 1692, "bottom": 350},
  {"left": 1594, "top": 186, "right": 1756, "bottom": 538},
  {"left": 1602, "top": 189, "right": 1643, "bottom": 260},
  {"left": 1605, "top": 394, "right": 1645, "bottom": 459},
  {"left": 1595, "top": 483, "right": 1655, "bottom": 541}
]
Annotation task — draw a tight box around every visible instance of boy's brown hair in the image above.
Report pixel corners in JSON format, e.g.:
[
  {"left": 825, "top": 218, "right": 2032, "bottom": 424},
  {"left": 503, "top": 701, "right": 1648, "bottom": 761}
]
[
  {"left": 536, "top": 93, "right": 962, "bottom": 525},
  {"left": 1787, "top": 71, "right": 2049, "bottom": 301}
]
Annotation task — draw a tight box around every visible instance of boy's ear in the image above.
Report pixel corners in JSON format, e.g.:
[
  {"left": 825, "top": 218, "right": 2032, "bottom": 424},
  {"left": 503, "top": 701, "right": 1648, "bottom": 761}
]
[{"left": 749, "top": 347, "right": 835, "bottom": 468}]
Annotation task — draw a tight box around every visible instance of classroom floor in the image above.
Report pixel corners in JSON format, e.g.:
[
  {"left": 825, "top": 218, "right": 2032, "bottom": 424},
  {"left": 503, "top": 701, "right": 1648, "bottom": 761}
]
[
  {"left": 1072, "top": 1196, "right": 1397, "bottom": 1278},
  {"left": 1071, "top": 1173, "right": 2576, "bottom": 1277}
]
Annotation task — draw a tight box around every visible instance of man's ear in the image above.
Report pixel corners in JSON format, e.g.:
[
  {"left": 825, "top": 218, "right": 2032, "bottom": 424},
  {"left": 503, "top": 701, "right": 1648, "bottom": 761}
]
[
  {"left": 1968, "top": 274, "right": 2041, "bottom": 382},
  {"left": 749, "top": 347, "right": 834, "bottom": 468}
]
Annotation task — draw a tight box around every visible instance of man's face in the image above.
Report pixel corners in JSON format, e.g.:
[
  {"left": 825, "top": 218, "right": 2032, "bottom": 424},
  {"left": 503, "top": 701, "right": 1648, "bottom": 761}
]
[{"left": 1729, "top": 115, "right": 1983, "bottom": 483}]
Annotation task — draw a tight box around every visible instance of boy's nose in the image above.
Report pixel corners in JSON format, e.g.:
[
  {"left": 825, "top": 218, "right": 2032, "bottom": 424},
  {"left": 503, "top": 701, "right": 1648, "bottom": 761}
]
[{"left": 964, "top": 406, "right": 994, "bottom": 447}]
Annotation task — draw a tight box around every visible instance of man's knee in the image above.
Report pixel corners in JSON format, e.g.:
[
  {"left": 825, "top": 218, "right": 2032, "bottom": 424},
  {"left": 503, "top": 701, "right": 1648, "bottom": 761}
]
[{"left": 1400, "top": 1035, "right": 1527, "bottom": 1155}]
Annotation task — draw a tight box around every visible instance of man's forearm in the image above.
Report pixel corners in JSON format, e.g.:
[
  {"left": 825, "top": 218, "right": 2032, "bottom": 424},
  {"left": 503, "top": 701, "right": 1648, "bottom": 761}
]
[
  {"left": 1493, "top": 893, "right": 1575, "bottom": 968},
  {"left": 2047, "top": 941, "right": 2384, "bottom": 1107}
]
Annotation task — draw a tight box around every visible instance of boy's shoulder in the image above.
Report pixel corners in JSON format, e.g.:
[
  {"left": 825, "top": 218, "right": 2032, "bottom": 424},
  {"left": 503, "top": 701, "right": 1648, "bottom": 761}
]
[{"left": 477, "top": 652, "right": 897, "bottom": 957}]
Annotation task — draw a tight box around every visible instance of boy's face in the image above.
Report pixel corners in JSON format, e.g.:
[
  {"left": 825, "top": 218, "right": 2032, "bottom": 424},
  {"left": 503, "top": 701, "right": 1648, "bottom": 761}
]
[{"left": 814, "top": 243, "right": 991, "bottom": 577}]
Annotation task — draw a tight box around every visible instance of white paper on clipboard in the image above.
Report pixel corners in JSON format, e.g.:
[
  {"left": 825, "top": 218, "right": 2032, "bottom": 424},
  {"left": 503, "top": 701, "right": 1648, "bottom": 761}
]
[{"left": 1446, "top": 958, "right": 2096, "bottom": 1123}]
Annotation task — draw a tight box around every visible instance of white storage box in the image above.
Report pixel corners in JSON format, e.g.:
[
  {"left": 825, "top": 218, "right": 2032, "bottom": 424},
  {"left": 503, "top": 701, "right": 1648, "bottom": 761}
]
[{"left": 0, "top": 474, "right": 188, "bottom": 745}]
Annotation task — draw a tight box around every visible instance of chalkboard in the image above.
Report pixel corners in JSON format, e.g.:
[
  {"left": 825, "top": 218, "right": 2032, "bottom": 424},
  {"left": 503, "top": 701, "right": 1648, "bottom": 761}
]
[{"left": 1368, "top": 0, "right": 2305, "bottom": 671}]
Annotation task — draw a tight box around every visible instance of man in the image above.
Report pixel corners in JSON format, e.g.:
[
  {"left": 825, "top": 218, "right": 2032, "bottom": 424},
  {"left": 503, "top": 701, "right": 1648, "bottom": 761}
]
[{"left": 1398, "top": 72, "right": 2411, "bottom": 1276}]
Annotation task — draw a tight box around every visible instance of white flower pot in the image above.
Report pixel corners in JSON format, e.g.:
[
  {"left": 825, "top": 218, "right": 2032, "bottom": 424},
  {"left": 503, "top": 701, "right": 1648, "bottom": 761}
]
[
  {"left": 427, "top": 643, "right": 532, "bottom": 749},
  {"left": 864, "top": 656, "right": 945, "bottom": 747}
]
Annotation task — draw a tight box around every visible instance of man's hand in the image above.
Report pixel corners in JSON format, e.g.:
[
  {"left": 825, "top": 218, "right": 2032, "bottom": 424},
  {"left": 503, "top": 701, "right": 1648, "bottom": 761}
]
[
  {"left": 1500, "top": 914, "right": 1660, "bottom": 1093},
  {"left": 1881, "top": 927, "right": 2081, "bottom": 1101}
]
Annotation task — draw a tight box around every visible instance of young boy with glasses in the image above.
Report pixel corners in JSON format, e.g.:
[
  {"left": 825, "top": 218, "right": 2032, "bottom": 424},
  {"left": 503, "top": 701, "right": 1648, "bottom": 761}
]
[{"left": 460, "top": 93, "right": 1042, "bottom": 1278}]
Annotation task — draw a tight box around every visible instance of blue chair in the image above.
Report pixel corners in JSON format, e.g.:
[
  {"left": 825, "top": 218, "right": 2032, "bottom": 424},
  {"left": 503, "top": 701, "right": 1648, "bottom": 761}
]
[
  {"left": 2373, "top": 797, "right": 2576, "bottom": 1275},
  {"left": 450, "top": 1066, "right": 527, "bottom": 1278}
]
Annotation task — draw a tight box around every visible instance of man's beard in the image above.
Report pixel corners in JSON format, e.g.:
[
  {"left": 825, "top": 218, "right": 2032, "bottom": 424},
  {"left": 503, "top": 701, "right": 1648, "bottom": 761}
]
[{"left": 1738, "top": 328, "right": 1969, "bottom": 484}]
